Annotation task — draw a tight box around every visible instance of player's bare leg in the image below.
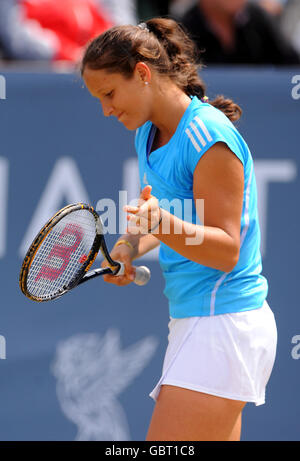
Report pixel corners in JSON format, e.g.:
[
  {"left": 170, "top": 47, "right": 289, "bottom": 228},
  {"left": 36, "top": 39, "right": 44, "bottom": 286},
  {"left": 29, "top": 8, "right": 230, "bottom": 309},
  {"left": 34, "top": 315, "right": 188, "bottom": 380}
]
[{"left": 146, "top": 384, "right": 246, "bottom": 441}]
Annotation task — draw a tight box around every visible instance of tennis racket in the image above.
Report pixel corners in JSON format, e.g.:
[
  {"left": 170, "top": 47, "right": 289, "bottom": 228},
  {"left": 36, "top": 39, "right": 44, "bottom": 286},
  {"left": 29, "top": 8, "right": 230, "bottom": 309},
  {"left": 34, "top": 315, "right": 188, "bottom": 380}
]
[{"left": 19, "top": 203, "right": 151, "bottom": 302}]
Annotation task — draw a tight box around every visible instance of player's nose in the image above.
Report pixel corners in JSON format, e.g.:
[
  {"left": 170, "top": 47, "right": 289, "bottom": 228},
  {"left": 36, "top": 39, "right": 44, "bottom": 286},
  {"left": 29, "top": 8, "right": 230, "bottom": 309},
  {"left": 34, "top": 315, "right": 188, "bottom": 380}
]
[{"left": 101, "top": 101, "right": 114, "bottom": 117}]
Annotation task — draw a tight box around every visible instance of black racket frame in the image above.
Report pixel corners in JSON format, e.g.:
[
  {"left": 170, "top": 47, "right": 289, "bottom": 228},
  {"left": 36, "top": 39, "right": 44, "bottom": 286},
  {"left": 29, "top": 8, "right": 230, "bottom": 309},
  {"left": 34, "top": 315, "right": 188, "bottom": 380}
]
[{"left": 19, "top": 203, "right": 121, "bottom": 302}]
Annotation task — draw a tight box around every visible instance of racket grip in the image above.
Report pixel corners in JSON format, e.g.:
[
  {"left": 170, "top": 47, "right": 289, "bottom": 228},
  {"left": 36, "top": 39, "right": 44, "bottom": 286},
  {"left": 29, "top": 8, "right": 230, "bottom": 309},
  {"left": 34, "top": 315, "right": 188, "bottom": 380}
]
[{"left": 116, "top": 262, "right": 151, "bottom": 286}]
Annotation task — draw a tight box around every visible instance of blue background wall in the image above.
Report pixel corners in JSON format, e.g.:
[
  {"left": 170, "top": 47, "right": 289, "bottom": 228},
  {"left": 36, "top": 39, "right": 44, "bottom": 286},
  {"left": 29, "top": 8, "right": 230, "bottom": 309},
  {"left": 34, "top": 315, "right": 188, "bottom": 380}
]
[{"left": 0, "top": 68, "right": 299, "bottom": 440}]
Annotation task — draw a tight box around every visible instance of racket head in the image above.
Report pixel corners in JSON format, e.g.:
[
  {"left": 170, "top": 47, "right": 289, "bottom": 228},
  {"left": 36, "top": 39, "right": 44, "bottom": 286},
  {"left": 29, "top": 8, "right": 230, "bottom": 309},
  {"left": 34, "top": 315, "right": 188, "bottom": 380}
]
[{"left": 19, "top": 203, "right": 102, "bottom": 302}]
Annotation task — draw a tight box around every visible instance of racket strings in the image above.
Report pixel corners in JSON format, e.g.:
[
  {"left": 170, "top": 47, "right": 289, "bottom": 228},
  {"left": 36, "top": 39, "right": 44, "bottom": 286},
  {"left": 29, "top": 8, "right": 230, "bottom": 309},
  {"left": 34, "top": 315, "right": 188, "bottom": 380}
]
[{"left": 27, "top": 210, "right": 97, "bottom": 298}]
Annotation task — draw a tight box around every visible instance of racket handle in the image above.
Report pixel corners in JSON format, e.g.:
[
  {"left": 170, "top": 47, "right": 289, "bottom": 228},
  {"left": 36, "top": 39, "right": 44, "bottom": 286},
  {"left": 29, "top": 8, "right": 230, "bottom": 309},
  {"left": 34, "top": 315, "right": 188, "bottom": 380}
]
[{"left": 116, "top": 262, "right": 151, "bottom": 286}]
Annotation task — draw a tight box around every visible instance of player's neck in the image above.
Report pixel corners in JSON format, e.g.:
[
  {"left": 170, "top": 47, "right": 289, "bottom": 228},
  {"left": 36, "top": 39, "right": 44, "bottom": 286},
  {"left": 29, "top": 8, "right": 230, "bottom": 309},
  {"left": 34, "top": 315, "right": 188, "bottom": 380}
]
[{"left": 150, "top": 87, "right": 191, "bottom": 144}]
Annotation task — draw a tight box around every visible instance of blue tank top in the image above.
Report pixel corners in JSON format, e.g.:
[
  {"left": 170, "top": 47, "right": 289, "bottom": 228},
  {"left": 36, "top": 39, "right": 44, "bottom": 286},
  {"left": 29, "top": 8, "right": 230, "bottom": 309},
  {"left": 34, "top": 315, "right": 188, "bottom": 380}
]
[{"left": 135, "top": 96, "right": 268, "bottom": 318}]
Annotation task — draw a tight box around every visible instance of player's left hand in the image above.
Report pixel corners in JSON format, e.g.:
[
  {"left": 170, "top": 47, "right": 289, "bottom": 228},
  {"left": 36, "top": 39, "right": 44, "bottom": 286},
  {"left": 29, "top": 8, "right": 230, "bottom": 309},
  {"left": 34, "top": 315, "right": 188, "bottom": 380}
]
[{"left": 124, "top": 185, "right": 161, "bottom": 234}]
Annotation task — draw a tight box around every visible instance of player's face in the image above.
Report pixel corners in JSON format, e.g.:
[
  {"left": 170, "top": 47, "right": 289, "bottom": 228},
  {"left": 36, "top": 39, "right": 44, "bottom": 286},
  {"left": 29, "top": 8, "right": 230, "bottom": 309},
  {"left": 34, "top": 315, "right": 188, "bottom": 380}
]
[{"left": 83, "top": 66, "right": 152, "bottom": 130}]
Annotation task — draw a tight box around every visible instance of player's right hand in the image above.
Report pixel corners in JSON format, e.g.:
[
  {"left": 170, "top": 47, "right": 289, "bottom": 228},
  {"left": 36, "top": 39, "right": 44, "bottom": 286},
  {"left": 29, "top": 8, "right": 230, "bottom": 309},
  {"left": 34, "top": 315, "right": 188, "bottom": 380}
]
[{"left": 101, "top": 242, "right": 136, "bottom": 286}]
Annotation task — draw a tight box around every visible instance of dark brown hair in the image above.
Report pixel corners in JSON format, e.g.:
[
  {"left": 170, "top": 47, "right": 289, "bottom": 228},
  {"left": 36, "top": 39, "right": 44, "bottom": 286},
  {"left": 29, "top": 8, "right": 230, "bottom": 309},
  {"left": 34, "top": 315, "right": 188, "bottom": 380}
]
[{"left": 81, "top": 17, "right": 242, "bottom": 122}]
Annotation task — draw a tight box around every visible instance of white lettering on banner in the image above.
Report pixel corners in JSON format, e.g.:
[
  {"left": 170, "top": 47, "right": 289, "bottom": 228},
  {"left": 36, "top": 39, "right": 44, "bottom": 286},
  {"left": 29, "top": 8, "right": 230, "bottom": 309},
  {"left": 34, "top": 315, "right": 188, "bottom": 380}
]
[
  {"left": 254, "top": 160, "right": 297, "bottom": 257},
  {"left": 291, "top": 335, "right": 300, "bottom": 360},
  {"left": 0, "top": 335, "right": 6, "bottom": 359},
  {"left": 19, "top": 157, "right": 90, "bottom": 258},
  {"left": 291, "top": 75, "right": 300, "bottom": 100},
  {"left": 0, "top": 75, "right": 6, "bottom": 100},
  {"left": 0, "top": 157, "right": 9, "bottom": 259},
  {"left": 0, "top": 156, "right": 294, "bottom": 261},
  {"left": 51, "top": 330, "right": 158, "bottom": 441}
]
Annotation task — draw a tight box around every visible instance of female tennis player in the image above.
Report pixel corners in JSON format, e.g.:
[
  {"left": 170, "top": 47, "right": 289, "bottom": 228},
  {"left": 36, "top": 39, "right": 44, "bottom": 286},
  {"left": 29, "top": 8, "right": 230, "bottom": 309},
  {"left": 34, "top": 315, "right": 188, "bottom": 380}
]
[{"left": 81, "top": 17, "right": 277, "bottom": 441}]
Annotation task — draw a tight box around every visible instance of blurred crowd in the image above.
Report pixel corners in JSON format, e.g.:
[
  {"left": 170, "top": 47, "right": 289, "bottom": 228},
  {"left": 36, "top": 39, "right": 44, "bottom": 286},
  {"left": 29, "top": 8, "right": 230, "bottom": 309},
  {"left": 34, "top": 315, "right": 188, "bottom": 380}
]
[{"left": 0, "top": 0, "right": 299, "bottom": 67}]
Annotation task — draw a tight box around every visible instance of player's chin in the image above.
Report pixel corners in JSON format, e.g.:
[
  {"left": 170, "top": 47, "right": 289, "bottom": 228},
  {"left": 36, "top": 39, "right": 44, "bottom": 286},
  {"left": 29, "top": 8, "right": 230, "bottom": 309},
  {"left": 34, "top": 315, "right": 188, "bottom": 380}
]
[
  {"left": 121, "top": 116, "right": 148, "bottom": 131},
  {"left": 121, "top": 120, "right": 139, "bottom": 131}
]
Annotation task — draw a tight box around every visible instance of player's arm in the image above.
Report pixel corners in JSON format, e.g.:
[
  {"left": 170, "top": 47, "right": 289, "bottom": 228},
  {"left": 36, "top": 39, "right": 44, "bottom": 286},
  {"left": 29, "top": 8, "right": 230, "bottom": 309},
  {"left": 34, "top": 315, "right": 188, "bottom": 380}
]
[
  {"left": 115, "top": 232, "right": 160, "bottom": 260},
  {"left": 126, "top": 142, "right": 244, "bottom": 273}
]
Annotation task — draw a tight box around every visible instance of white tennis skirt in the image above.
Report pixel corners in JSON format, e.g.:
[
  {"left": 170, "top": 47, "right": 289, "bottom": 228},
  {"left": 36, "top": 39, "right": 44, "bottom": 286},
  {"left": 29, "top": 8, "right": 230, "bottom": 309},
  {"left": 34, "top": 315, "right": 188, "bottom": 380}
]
[{"left": 150, "top": 300, "right": 277, "bottom": 406}]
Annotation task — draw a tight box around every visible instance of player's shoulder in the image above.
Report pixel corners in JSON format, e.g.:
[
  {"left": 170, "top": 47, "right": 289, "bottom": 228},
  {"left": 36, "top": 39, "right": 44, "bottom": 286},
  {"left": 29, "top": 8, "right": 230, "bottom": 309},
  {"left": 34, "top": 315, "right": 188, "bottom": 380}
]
[
  {"left": 181, "top": 97, "right": 250, "bottom": 169},
  {"left": 188, "top": 97, "right": 233, "bottom": 127},
  {"left": 181, "top": 98, "right": 235, "bottom": 151}
]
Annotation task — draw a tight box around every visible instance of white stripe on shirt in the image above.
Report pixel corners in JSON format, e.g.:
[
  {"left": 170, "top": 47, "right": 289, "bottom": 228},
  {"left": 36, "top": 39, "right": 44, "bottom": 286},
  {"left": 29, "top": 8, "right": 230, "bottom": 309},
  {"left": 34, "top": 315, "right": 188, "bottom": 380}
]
[
  {"left": 185, "top": 128, "right": 201, "bottom": 152},
  {"left": 190, "top": 121, "right": 207, "bottom": 147},
  {"left": 210, "top": 273, "right": 228, "bottom": 316},
  {"left": 240, "top": 164, "right": 253, "bottom": 248},
  {"left": 194, "top": 116, "right": 213, "bottom": 142}
]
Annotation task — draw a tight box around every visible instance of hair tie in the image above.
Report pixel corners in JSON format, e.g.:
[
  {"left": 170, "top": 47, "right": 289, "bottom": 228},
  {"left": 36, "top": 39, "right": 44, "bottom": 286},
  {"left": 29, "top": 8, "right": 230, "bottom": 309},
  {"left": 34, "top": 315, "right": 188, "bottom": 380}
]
[
  {"left": 138, "top": 22, "right": 149, "bottom": 32},
  {"left": 201, "top": 96, "right": 209, "bottom": 103}
]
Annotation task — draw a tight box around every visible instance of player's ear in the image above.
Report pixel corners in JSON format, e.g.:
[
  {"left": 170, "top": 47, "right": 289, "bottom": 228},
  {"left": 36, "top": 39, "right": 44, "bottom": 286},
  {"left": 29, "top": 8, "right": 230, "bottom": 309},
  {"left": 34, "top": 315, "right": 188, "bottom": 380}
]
[{"left": 135, "top": 62, "right": 151, "bottom": 85}]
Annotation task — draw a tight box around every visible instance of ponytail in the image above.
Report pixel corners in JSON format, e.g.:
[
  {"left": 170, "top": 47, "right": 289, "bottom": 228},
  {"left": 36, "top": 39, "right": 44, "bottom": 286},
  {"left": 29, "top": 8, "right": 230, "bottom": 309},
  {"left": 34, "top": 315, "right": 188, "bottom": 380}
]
[{"left": 209, "top": 96, "right": 242, "bottom": 122}]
